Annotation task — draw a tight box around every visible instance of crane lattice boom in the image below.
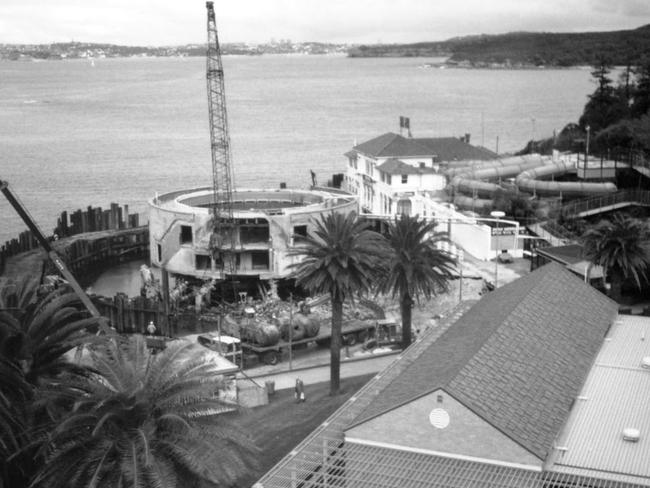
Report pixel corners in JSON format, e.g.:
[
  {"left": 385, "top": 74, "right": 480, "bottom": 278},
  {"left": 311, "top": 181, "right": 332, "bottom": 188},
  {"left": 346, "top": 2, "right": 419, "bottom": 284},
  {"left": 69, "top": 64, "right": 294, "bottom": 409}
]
[{"left": 206, "top": 1, "right": 236, "bottom": 276}]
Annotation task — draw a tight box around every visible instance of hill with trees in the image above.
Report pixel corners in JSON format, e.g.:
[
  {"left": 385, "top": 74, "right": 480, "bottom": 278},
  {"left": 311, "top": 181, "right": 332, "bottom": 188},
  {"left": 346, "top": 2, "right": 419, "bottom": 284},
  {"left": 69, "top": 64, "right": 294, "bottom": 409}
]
[{"left": 348, "top": 25, "right": 650, "bottom": 68}]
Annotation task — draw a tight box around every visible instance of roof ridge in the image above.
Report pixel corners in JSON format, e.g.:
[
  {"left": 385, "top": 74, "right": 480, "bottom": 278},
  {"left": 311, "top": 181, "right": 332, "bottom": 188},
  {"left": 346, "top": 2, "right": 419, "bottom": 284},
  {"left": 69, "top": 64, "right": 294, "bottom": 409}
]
[
  {"left": 376, "top": 132, "right": 401, "bottom": 156},
  {"left": 347, "top": 302, "right": 477, "bottom": 429}
]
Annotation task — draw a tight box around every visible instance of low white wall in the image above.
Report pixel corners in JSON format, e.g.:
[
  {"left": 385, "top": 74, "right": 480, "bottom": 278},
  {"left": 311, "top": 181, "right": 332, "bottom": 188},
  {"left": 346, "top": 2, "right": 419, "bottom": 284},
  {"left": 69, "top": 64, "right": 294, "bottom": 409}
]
[{"left": 450, "top": 221, "right": 492, "bottom": 260}]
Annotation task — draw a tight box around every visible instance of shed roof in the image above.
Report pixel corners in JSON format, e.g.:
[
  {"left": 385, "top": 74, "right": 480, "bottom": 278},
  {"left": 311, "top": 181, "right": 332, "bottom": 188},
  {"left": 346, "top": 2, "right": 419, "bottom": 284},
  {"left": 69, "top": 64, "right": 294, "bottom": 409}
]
[
  {"left": 350, "top": 132, "right": 497, "bottom": 161},
  {"left": 350, "top": 262, "right": 619, "bottom": 459},
  {"left": 536, "top": 244, "right": 584, "bottom": 265},
  {"left": 536, "top": 244, "right": 605, "bottom": 279}
]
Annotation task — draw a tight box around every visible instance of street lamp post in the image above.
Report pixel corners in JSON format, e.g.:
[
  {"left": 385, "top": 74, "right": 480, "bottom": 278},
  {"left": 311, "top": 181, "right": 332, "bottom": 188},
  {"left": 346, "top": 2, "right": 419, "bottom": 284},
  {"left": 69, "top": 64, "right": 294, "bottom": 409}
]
[
  {"left": 531, "top": 118, "right": 536, "bottom": 142},
  {"left": 490, "top": 210, "right": 505, "bottom": 288}
]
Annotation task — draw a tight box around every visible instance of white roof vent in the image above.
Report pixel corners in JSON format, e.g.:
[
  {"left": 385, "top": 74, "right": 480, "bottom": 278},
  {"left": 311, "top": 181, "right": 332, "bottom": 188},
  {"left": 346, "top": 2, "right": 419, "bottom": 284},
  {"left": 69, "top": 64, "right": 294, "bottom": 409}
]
[
  {"left": 429, "top": 408, "right": 450, "bottom": 429},
  {"left": 622, "top": 428, "right": 641, "bottom": 442},
  {"left": 641, "top": 357, "right": 650, "bottom": 369}
]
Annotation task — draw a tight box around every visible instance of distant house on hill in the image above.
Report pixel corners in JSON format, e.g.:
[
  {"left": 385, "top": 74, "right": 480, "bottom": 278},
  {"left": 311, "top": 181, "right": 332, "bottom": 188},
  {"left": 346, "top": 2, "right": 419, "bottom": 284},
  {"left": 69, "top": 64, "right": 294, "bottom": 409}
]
[
  {"left": 254, "top": 263, "right": 650, "bottom": 487},
  {"left": 344, "top": 132, "right": 497, "bottom": 214}
]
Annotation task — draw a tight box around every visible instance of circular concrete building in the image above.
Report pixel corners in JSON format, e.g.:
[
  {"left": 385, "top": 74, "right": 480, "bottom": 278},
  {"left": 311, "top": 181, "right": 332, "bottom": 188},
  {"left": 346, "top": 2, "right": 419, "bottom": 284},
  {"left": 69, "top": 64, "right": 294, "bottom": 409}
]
[{"left": 148, "top": 187, "right": 358, "bottom": 281}]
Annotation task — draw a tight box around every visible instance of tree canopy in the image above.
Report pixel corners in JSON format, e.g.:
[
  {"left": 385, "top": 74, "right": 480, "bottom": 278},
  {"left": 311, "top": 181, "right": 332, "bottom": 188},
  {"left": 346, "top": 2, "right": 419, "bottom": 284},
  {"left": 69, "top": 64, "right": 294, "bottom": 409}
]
[
  {"left": 377, "top": 215, "right": 457, "bottom": 348},
  {"left": 582, "top": 213, "right": 650, "bottom": 302},
  {"left": 289, "top": 211, "right": 387, "bottom": 394}
]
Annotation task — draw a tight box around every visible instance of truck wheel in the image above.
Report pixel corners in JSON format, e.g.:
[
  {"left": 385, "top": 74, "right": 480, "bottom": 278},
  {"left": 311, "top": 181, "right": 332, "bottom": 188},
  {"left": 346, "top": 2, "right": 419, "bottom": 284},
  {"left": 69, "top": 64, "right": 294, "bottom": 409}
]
[
  {"left": 263, "top": 351, "right": 279, "bottom": 365},
  {"left": 357, "top": 330, "right": 369, "bottom": 343},
  {"left": 343, "top": 334, "right": 357, "bottom": 346}
]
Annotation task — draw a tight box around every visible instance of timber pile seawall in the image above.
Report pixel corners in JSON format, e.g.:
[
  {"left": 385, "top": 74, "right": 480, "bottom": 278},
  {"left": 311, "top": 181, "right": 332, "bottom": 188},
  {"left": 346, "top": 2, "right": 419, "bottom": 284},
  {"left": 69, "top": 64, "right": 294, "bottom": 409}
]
[
  {"left": 0, "top": 202, "right": 213, "bottom": 338},
  {"left": 0, "top": 203, "right": 148, "bottom": 282}
]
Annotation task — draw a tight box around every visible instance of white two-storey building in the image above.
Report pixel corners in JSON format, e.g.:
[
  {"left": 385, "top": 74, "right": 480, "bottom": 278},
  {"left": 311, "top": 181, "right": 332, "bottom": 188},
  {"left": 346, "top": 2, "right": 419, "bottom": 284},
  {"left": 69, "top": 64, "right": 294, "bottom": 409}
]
[
  {"left": 344, "top": 132, "right": 525, "bottom": 261},
  {"left": 344, "top": 132, "right": 497, "bottom": 216}
]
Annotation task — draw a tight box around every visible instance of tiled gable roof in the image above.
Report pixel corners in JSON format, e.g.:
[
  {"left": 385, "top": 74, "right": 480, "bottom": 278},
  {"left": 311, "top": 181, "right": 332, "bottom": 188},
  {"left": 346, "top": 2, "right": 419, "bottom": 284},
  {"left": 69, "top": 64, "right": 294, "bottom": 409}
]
[
  {"left": 352, "top": 132, "right": 433, "bottom": 158},
  {"left": 417, "top": 137, "right": 498, "bottom": 161},
  {"left": 351, "top": 132, "right": 497, "bottom": 161},
  {"left": 350, "top": 262, "right": 618, "bottom": 460},
  {"left": 377, "top": 158, "right": 436, "bottom": 175}
]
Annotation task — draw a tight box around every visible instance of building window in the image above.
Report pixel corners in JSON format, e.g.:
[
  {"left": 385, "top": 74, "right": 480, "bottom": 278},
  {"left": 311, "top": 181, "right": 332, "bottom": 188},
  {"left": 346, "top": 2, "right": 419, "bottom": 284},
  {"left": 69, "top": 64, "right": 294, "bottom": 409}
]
[
  {"left": 195, "top": 254, "right": 211, "bottom": 270},
  {"left": 251, "top": 251, "right": 269, "bottom": 270},
  {"left": 401, "top": 174, "right": 408, "bottom": 184},
  {"left": 180, "top": 225, "right": 192, "bottom": 244},
  {"left": 240, "top": 223, "right": 269, "bottom": 244},
  {"left": 156, "top": 244, "right": 162, "bottom": 262},
  {"left": 293, "top": 225, "right": 308, "bottom": 242},
  {"left": 387, "top": 175, "right": 391, "bottom": 185}
]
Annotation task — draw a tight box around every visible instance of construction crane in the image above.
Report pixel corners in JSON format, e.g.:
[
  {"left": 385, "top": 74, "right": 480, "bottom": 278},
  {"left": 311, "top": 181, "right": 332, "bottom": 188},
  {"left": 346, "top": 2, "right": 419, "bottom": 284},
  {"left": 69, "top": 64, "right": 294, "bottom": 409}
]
[
  {"left": 0, "top": 179, "right": 107, "bottom": 326},
  {"left": 205, "top": 1, "right": 237, "bottom": 279}
]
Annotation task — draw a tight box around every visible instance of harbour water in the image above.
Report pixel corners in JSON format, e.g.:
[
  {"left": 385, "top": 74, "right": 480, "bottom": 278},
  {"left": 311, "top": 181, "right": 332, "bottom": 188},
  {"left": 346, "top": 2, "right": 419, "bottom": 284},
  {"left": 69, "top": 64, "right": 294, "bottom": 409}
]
[{"left": 0, "top": 55, "right": 595, "bottom": 244}]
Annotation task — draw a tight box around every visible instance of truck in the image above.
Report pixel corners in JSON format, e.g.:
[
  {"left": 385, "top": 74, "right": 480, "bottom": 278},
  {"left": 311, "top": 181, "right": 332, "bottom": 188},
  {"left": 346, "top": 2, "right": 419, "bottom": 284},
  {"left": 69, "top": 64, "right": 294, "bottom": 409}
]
[
  {"left": 198, "top": 318, "right": 378, "bottom": 367},
  {"left": 360, "top": 319, "right": 402, "bottom": 352}
]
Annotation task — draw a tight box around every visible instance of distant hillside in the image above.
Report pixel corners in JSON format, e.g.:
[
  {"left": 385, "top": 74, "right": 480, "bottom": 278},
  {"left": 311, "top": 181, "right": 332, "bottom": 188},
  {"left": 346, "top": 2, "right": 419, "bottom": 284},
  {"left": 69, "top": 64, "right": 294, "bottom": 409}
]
[{"left": 348, "top": 25, "right": 650, "bottom": 67}]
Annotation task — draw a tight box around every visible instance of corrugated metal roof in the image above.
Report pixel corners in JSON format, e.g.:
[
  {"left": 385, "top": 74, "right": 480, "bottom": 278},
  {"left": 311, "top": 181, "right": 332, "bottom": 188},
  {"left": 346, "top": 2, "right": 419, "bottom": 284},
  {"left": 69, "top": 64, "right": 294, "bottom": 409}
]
[
  {"left": 548, "top": 315, "right": 650, "bottom": 484},
  {"left": 257, "top": 438, "right": 650, "bottom": 488},
  {"left": 351, "top": 262, "right": 619, "bottom": 459}
]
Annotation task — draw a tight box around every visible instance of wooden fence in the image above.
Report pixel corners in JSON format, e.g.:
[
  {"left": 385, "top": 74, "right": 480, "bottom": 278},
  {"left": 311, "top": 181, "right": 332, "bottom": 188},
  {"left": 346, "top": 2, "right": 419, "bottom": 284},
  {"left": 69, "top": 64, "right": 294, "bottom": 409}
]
[
  {"left": 94, "top": 294, "right": 170, "bottom": 336},
  {"left": 92, "top": 295, "right": 222, "bottom": 338}
]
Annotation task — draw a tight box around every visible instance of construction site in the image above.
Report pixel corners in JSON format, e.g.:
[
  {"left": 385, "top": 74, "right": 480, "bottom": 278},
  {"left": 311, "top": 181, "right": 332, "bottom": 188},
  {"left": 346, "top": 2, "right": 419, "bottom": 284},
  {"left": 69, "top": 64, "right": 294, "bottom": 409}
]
[{"left": 147, "top": 3, "right": 357, "bottom": 295}]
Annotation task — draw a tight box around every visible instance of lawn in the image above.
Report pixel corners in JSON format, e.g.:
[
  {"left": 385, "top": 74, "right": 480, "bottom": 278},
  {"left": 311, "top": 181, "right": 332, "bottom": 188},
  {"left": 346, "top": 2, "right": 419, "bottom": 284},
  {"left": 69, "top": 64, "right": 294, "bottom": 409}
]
[{"left": 231, "top": 374, "right": 375, "bottom": 487}]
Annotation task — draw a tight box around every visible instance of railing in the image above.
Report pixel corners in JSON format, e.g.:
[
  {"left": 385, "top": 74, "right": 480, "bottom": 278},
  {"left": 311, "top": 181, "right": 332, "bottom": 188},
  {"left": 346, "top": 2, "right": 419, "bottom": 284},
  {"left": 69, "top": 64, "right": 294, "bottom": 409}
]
[
  {"left": 525, "top": 222, "right": 575, "bottom": 247},
  {"left": 560, "top": 190, "right": 650, "bottom": 218}
]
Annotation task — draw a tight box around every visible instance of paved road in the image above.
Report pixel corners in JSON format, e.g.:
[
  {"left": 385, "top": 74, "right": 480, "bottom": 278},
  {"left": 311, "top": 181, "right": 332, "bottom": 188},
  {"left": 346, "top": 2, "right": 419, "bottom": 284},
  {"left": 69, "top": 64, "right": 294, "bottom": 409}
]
[{"left": 239, "top": 351, "right": 399, "bottom": 390}]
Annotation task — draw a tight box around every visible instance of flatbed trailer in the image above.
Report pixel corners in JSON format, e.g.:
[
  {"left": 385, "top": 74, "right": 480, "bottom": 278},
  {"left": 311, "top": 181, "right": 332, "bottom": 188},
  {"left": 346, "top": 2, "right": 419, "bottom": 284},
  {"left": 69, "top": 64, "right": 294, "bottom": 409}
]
[{"left": 241, "top": 319, "right": 377, "bottom": 365}]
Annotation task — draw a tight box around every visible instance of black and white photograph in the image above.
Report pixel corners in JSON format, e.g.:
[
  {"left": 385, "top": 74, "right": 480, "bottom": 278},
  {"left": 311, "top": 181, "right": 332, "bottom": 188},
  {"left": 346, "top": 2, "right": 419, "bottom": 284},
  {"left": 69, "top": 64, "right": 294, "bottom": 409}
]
[{"left": 1, "top": 1, "right": 650, "bottom": 487}]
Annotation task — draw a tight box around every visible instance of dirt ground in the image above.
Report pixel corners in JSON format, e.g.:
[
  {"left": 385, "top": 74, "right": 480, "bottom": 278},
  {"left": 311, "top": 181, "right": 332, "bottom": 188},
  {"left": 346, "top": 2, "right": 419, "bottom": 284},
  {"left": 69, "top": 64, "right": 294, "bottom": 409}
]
[{"left": 374, "top": 275, "right": 488, "bottom": 334}]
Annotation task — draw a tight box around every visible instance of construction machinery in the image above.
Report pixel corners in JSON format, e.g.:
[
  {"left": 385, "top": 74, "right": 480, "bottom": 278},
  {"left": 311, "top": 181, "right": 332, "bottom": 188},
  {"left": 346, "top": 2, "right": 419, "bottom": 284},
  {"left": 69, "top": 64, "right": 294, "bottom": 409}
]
[
  {"left": 205, "top": 1, "right": 237, "bottom": 280},
  {"left": 0, "top": 179, "right": 107, "bottom": 325}
]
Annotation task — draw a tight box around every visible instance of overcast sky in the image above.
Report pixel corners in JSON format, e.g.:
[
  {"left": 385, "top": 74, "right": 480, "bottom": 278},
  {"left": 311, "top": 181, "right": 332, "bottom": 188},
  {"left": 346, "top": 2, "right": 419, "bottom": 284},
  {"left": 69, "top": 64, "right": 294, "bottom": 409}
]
[{"left": 1, "top": 0, "right": 650, "bottom": 45}]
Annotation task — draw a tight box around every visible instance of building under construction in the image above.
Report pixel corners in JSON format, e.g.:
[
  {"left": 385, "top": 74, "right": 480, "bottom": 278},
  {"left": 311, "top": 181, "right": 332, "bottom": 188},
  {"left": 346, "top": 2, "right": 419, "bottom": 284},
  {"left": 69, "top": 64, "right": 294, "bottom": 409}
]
[
  {"left": 148, "top": 186, "right": 356, "bottom": 282},
  {"left": 148, "top": 3, "right": 357, "bottom": 288}
]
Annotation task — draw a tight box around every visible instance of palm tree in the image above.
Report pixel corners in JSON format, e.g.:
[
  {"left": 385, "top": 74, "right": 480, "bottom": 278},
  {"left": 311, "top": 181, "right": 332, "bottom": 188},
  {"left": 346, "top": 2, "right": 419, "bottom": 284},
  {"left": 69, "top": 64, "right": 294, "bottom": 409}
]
[
  {"left": 290, "top": 212, "right": 387, "bottom": 395},
  {"left": 582, "top": 213, "right": 650, "bottom": 302},
  {"left": 0, "top": 281, "right": 104, "bottom": 488},
  {"left": 0, "top": 350, "right": 32, "bottom": 488},
  {"left": 31, "top": 336, "right": 259, "bottom": 488},
  {"left": 0, "top": 284, "right": 103, "bottom": 385},
  {"left": 378, "top": 215, "right": 457, "bottom": 349}
]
